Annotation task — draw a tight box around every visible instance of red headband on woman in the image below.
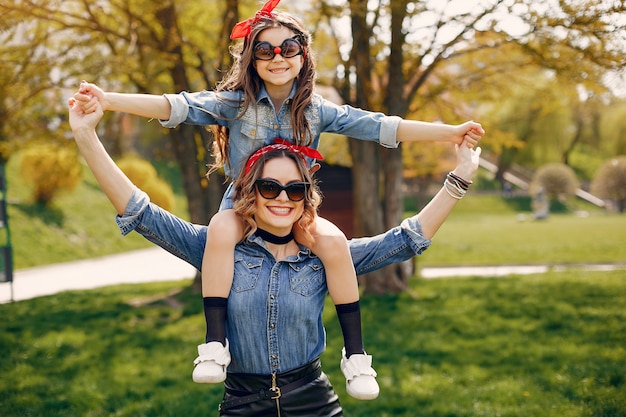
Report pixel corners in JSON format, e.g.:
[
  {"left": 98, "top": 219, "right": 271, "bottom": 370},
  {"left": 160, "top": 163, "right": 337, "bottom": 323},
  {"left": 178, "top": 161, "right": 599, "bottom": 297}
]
[
  {"left": 230, "top": 0, "right": 282, "bottom": 40},
  {"left": 244, "top": 138, "right": 323, "bottom": 175}
]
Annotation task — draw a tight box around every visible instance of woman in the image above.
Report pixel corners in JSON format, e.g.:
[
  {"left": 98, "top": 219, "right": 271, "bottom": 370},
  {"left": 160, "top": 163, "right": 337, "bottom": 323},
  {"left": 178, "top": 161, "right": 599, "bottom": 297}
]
[
  {"left": 74, "top": 0, "right": 483, "bottom": 391},
  {"left": 67, "top": 96, "right": 481, "bottom": 416}
]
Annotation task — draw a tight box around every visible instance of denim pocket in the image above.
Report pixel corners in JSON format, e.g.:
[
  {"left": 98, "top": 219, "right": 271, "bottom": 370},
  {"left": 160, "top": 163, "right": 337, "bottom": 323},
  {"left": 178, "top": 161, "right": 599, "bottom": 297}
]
[
  {"left": 232, "top": 255, "right": 263, "bottom": 292},
  {"left": 289, "top": 262, "right": 324, "bottom": 296}
]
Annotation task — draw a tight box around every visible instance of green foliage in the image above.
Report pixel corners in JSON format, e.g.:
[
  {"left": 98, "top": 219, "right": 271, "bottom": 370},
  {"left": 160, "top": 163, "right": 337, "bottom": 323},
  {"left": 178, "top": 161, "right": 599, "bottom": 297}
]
[
  {"left": 19, "top": 144, "right": 82, "bottom": 206},
  {"left": 530, "top": 163, "right": 579, "bottom": 201},
  {"left": 1, "top": 270, "right": 625, "bottom": 416},
  {"left": 591, "top": 155, "right": 626, "bottom": 212},
  {"left": 598, "top": 100, "right": 626, "bottom": 155}
]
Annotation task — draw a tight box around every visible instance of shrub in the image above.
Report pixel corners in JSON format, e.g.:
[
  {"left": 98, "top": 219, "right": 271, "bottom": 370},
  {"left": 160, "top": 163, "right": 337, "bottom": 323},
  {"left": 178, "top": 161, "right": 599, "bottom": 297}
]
[
  {"left": 117, "top": 156, "right": 158, "bottom": 188},
  {"left": 530, "top": 163, "right": 579, "bottom": 201},
  {"left": 591, "top": 156, "right": 626, "bottom": 212},
  {"left": 117, "top": 155, "right": 175, "bottom": 212},
  {"left": 142, "top": 176, "right": 175, "bottom": 212},
  {"left": 20, "top": 144, "right": 82, "bottom": 206}
]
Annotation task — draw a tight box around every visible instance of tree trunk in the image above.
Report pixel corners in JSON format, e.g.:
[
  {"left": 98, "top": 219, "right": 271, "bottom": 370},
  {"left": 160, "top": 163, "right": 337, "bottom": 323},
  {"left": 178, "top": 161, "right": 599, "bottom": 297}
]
[{"left": 347, "top": 0, "right": 411, "bottom": 294}]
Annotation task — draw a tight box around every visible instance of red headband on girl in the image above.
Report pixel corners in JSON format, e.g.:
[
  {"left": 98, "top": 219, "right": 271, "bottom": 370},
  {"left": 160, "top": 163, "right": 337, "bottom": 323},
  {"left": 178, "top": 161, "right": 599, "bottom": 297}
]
[
  {"left": 244, "top": 138, "right": 323, "bottom": 175},
  {"left": 230, "top": 0, "right": 282, "bottom": 40}
]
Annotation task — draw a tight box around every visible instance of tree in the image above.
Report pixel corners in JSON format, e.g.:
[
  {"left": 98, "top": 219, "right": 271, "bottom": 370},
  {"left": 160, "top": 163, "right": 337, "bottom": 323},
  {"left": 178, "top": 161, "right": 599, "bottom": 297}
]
[
  {"left": 315, "top": 0, "right": 625, "bottom": 293},
  {"left": 591, "top": 156, "right": 626, "bottom": 213},
  {"left": 0, "top": 0, "right": 241, "bottom": 225}
]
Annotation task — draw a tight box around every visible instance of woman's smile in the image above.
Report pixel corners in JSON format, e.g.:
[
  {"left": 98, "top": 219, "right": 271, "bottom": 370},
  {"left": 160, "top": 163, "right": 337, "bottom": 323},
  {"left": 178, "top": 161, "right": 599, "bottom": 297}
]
[{"left": 266, "top": 205, "right": 294, "bottom": 216}]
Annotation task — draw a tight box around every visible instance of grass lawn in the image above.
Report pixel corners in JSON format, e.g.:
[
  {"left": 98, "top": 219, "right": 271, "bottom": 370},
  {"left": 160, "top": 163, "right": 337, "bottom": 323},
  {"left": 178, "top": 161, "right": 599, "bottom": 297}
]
[
  {"left": 404, "top": 193, "right": 626, "bottom": 267},
  {"left": 418, "top": 211, "right": 626, "bottom": 267},
  {"left": 2, "top": 269, "right": 625, "bottom": 417}
]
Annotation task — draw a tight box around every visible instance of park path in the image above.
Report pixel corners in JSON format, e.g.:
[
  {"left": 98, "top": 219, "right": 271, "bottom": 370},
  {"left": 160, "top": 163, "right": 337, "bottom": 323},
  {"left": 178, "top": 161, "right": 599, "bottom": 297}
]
[{"left": 1, "top": 247, "right": 623, "bottom": 303}]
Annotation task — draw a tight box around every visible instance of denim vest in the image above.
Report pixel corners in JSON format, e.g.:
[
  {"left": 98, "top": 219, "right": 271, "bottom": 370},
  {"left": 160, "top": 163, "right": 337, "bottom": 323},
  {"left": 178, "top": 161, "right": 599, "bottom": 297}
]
[{"left": 115, "top": 189, "right": 432, "bottom": 373}]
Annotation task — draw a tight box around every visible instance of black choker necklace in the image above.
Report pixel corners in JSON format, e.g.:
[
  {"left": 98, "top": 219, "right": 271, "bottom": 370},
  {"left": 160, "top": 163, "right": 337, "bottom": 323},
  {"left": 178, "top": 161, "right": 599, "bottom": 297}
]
[{"left": 256, "top": 228, "right": 294, "bottom": 245}]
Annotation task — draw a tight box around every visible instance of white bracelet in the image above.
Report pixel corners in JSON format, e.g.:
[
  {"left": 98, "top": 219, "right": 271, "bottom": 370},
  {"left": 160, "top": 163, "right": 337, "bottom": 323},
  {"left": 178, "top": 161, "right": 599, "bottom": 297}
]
[{"left": 444, "top": 178, "right": 465, "bottom": 199}]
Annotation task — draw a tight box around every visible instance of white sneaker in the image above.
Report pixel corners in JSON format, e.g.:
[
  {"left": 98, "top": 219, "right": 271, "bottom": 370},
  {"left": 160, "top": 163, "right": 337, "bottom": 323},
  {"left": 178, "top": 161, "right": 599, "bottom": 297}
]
[
  {"left": 192, "top": 340, "right": 231, "bottom": 384},
  {"left": 340, "top": 347, "right": 380, "bottom": 400}
]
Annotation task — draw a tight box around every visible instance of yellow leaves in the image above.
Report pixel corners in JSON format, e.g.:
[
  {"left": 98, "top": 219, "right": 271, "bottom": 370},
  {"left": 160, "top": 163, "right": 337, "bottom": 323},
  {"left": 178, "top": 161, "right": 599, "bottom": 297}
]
[
  {"left": 20, "top": 144, "right": 82, "bottom": 206},
  {"left": 117, "top": 155, "right": 175, "bottom": 212}
]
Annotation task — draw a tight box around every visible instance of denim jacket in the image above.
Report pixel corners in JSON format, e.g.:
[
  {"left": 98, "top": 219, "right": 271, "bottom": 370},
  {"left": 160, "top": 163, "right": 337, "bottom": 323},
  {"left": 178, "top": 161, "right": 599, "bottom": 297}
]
[
  {"left": 160, "top": 84, "right": 402, "bottom": 180},
  {"left": 116, "top": 188, "right": 431, "bottom": 374}
]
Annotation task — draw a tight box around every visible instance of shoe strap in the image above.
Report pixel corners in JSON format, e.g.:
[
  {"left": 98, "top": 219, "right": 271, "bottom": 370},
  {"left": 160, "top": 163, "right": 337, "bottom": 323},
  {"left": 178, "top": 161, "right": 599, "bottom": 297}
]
[
  {"left": 194, "top": 341, "right": 231, "bottom": 366},
  {"left": 341, "top": 353, "right": 377, "bottom": 380}
]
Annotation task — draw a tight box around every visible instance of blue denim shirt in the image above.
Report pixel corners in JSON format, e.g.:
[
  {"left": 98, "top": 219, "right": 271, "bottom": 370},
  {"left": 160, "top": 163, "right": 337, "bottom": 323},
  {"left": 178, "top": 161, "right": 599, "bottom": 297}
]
[
  {"left": 116, "top": 188, "right": 431, "bottom": 374},
  {"left": 160, "top": 84, "right": 402, "bottom": 180}
]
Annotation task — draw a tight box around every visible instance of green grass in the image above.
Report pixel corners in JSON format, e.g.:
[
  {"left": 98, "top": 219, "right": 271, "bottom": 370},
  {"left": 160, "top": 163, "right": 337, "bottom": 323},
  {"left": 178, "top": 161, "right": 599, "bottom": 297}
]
[
  {"left": 418, "top": 211, "right": 626, "bottom": 267},
  {"left": 1, "top": 270, "right": 624, "bottom": 416},
  {"left": 5, "top": 154, "right": 189, "bottom": 269},
  {"left": 401, "top": 193, "right": 626, "bottom": 267}
]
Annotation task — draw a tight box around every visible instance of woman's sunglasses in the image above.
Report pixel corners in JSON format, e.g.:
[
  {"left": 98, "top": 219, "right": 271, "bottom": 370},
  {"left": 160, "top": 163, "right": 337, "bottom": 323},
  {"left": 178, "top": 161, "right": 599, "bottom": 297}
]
[
  {"left": 255, "top": 179, "right": 309, "bottom": 201},
  {"left": 253, "top": 38, "right": 304, "bottom": 61}
]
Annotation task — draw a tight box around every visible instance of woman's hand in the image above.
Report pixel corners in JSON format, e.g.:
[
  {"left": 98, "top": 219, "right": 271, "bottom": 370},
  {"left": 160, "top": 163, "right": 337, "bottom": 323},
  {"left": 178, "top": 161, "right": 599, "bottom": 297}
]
[
  {"left": 68, "top": 96, "right": 103, "bottom": 133},
  {"left": 451, "top": 140, "right": 481, "bottom": 182}
]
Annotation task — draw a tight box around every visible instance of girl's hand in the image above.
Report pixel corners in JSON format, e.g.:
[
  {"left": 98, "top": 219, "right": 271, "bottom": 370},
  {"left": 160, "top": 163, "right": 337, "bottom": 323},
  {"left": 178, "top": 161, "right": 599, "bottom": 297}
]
[
  {"left": 73, "top": 81, "right": 108, "bottom": 114},
  {"left": 452, "top": 140, "right": 481, "bottom": 181},
  {"left": 454, "top": 121, "right": 485, "bottom": 148}
]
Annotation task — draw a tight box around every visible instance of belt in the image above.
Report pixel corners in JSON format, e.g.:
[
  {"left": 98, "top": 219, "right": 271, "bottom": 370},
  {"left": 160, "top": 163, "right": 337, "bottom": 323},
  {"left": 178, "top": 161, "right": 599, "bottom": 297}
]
[{"left": 219, "top": 366, "right": 322, "bottom": 412}]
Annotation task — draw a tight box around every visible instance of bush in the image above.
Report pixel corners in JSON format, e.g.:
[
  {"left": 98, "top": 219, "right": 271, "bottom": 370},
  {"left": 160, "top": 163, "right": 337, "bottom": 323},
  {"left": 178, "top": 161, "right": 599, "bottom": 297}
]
[
  {"left": 117, "top": 156, "right": 158, "bottom": 188},
  {"left": 530, "top": 163, "right": 579, "bottom": 201},
  {"left": 20, "top": 144, "right": 82, "bottom": 206},
  {"left": 591, "top": 156, "right": 626, "bottom": 212},
  {"left": 142, "top": 176, "right": 175, "bottom": 212},
  {"left": 117, "top": 155, "right": 175, "bottom": 212}
]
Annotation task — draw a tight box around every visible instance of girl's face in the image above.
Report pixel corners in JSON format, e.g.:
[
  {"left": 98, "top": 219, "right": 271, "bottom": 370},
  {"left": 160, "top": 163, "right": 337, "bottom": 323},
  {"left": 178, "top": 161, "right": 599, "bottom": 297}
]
[
  {"left": 253, "top": 26, "right": 304, "bottom": 92},
  {"left": 254, "top": 156, "right": 305, "bottom": 235}
]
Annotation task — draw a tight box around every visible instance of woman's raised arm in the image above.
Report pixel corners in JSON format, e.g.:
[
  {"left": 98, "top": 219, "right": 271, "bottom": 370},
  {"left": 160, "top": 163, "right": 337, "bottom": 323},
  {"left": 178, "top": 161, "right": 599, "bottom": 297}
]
[
  {"left": 417, "top": 142, "right": 481, "bottom": 239},
  {"left": 68, "top": 98, "right": 135, "bottom": 215}
]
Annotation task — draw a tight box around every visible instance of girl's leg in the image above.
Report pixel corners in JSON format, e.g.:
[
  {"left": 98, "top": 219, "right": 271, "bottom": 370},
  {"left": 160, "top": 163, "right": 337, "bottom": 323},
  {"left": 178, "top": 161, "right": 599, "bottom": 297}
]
[
  {"left": 297, "top": 217, "right": 379, "bottom": 400},
  {"left": 192, "top": 209, "right": 244, "bottom": 384}
]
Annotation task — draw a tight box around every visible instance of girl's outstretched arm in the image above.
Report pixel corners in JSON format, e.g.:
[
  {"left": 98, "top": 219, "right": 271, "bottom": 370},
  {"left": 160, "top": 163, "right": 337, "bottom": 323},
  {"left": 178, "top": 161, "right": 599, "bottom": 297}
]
[
  {"left": 396, "top": 120, "right": 485, "bottom": 148},
  {"left": 73, "top": 81, "right": 171, "bottom": 120}
]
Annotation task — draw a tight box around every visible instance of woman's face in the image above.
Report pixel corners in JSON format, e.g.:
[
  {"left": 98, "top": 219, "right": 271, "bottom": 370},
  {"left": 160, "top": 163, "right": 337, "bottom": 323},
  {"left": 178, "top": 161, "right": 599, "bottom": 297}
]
[
  {"left": 253, "top": 26, "right": 303, "bottom": 91},
  {"left": 254, "top": 156, "right": 305, "bottom": 235}
]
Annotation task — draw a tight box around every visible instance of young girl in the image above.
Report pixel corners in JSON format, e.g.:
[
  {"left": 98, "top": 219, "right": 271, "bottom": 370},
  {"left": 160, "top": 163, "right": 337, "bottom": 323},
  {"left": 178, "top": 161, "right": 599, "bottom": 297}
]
[{"left": 75, "top": 0, "right": 484, "bottom": 400}]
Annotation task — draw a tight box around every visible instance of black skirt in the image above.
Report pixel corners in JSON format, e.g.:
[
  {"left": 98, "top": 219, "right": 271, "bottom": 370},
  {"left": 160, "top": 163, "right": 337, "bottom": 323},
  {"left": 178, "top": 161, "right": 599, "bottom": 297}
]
[{"left": 218, "top": 358, "right": 343, "bottom": 417}]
